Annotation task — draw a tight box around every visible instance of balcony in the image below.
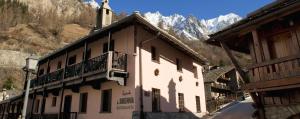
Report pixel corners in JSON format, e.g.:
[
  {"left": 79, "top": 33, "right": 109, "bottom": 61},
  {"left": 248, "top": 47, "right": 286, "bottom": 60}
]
[
  {"left": 30, "top": 51, "right": 128, "bottom": 89},
  {"left": 246, "top": 55, "right": 300, "bottom": 91},
  {"left": 211, "top": 83, "right": 230, "bottom": 91}
]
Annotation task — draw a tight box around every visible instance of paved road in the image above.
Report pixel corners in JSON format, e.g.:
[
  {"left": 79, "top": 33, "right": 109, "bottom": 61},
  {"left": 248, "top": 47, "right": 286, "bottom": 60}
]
[{"left": 210, "top": 97, "right": 255, "bottom": 119}]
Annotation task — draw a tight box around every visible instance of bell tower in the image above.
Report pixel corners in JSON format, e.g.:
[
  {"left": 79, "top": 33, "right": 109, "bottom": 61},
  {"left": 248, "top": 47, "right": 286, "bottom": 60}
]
[{"left": 96, "top": 0, "right": 112, "bottom": 29}]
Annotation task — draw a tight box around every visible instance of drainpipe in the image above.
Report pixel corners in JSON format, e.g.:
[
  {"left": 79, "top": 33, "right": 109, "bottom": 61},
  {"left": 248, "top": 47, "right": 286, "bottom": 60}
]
[{"left": 138, "top": 31, "right": 161, "bottom": 119}]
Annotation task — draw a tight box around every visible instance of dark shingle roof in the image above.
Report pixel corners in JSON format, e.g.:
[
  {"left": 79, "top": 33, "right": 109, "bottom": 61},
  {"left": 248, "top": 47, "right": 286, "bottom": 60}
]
[{"left": 203, "top": 66, "right": 235, "bottom": 83}]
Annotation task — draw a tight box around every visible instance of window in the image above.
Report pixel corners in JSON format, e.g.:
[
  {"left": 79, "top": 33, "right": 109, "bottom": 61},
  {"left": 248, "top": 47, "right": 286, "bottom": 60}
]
[
  {"left": 176, "top": 58, "right": 182, "bottom": 72},
  {"left": 57, "top": 61, "right": 62, "bottom": 69},
  {"left": 68, "top": 55, "right": 76, "bottom": 65},
  {"left": 79, "top": 93, "right": 88, "bottom": 113},
  {"left": 47, "top": 66, "right": 50, "bottom": 73},
  {"left": 86, "top": 48, "right": 92, "bottom": 60},
  {"left": 103, "top": 40, "right": 115, "bottom": 53},
  {"left": 35, "top": 99, "right": 40, "bottom": 113},
  {"left": 178, "top": 93, "right": 185, "bottom": 112},
  {"left": 152, "top": 88, "right": 161, "bottom": 112},
  {"left": 196, "top": 96, "right": 201, "bottom": 113},
  {"left": 151, "top": 46, "right": 159, "bottom": 61},
  {"left": 38, "top": 69, "right": 44, "bottom": 76},
  {"left": 101, "top": 89, "right": 112, "bottom": 112},
  {"left": 106, "top": 9, "right": 110, "bottom": 15},
  {"left": 193, "top": 66, "right": 198, "bottom": 78},
  {"left": 52, "top": 97, "right": 57, "bottom": 107}
]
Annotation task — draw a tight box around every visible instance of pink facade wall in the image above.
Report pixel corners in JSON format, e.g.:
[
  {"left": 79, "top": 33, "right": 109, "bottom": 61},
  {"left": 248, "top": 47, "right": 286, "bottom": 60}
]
[{"left": 135, "top": 26, "right": 207, "bottom": 116}]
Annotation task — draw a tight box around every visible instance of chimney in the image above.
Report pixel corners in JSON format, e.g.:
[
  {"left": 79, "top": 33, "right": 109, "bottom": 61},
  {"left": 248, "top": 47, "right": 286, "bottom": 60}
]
[{"left": 96, "top": 0, "right": 112, "bottom": 29}]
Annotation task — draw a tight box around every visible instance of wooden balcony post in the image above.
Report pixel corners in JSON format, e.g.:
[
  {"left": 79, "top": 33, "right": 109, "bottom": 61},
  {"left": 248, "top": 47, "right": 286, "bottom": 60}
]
[
  {"left": 30, "top": 90, "right": 36, "bottom": 117},
  {"left": 106, "top": 51, "right": 113, "bottom": 79},
  {"left": 58, "top": 84, "right": 65, "bottom": 119},
  {"left": 62, "top": 51, "right": 69, "bottom": 81},
  {"left": 220, "top": 41, "right": 248, "bottom": 83},
  {"left": 81, "top": 41, "right": 88, "bottom": 79}
]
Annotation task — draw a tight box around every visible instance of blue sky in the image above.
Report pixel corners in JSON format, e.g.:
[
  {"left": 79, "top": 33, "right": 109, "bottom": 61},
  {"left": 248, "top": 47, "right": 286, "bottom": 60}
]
[{"left": 96, "top": 0, "right": 274, "bottom": 19}]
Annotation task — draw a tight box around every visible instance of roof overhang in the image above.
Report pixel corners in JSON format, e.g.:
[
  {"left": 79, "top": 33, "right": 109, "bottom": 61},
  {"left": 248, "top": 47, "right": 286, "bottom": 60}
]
[
  {"left": 207, "top": 0, "right": 300, "bottom": 53},
  {"left": 39, "top": 13, "right": 207, "bottom": 65}
]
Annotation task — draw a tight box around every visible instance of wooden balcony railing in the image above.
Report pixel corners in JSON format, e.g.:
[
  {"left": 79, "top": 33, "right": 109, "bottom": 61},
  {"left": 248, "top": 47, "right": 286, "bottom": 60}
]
[
  {"left": 31, "top": 51, "right": 128, "bottom": 88},
  {"left": 248, "top": 55, "right": 300, "bottom": 83},
  {"left": 211, "top": 83, "right": 230, "bottom": 90}
]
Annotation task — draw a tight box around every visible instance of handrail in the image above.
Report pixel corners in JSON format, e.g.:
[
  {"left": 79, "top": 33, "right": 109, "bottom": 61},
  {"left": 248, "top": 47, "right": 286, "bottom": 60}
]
[{"left": 31, "top": 51, "right": 128, "bottom": 88}]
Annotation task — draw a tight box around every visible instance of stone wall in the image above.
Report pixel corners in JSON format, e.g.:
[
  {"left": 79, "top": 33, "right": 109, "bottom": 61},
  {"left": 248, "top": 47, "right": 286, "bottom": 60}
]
[
  {"left": 264, "top": 104, "right": 300, "bottom": 119},
  {"left": 0, "top": 50, "right": 30, "bottom": 68}
]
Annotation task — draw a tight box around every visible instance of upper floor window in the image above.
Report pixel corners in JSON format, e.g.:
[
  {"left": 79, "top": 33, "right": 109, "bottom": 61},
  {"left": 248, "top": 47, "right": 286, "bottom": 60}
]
[
  {"left": 106, "top": 9, "right": 110, "bottom": 15},
  {"left": 86, "top": 48, "right": 91, "bottom": 59},
  {"left": 176, "top": 58, "right": 182, "bottom": 72},
  {"left": 103, "top": 40, "right": 114, "bottom": 53},
  {"left": 38, "top": 69, "right": 44, "bottom": 76},
  {"left": 68, "top": 55, "right": 76, "bottom": 65},
  {"left": 57, "top": 61, "right": 62, "bottom": 69},
  {"left": 151, "top": 46, "right": 159, "bottom": 62},
  {"left": 47, "top": 66, "right": 50, "bottom": 73},
  {"left": 101, "top": 89, "right": 112, "bottom": 112},
  {"left": 193, "top": 66, "right": 198, "bottom": 78}
]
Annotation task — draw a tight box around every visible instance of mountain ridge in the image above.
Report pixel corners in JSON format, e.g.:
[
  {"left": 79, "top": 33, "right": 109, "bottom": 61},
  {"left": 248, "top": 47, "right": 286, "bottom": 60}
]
[{"left": 143, "top": 11, "right": 242, "bottom": 40}]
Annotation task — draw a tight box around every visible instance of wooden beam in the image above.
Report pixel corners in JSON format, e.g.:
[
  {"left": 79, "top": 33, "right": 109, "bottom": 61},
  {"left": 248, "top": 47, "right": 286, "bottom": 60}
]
[
  {"left": 244, "top": 76, "right": 300, "bottom": 91},
  {"left": 252, "top": 30, "right": 263, "bottom": 63},
  {"left": 220, "top": 42, "right": 248, "bottom": 83},
  {"left": 62, "top": 51, "right": 69, "bottom": 81},
  {"left": 30, "top": 90, "right": 36, "bottom": 115},
  {"left": 58, "top": 84, "right": 65, "bottom": 119}
]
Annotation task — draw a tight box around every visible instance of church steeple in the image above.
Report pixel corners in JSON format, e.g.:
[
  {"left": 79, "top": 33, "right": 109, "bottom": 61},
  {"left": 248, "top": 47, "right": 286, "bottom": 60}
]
[{"left": 96, "top": 0, "right": 112, "bottom": 29}]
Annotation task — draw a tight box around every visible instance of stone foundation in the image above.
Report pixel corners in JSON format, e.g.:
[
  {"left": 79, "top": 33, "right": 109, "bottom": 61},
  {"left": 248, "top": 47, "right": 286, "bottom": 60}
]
[
  {"left": 132, "top": 111, "right": 204, "bottom": 119},
  {"left": 264, "top": 104, "right": 300, "bottom": 119}
]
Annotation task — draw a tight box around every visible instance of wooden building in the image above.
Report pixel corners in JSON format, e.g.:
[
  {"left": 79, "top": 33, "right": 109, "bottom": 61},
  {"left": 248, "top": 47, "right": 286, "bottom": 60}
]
[
  {"left": 204, "top": 66, "right": 239, "bottom": 100},
  {"left": 203, "top": 66, "right": 241, "bottom": 112},
  {"left": 207, "top": 0, "right": 300, "bottom": 118}
]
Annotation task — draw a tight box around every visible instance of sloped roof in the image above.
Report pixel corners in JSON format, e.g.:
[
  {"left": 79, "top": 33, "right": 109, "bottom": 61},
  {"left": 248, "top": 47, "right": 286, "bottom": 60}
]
[
  {"left": 207, "top": 0, "right": 300, "bottom": 52},
  {"left": 39, "top": 13, "right": 207, "bottom": 64},
  {"left": 203, "top": 66, "right": 235, "bottom": 83}
]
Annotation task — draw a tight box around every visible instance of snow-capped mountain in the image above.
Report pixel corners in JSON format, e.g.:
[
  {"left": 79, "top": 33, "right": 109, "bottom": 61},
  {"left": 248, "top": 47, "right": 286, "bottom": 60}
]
[
  {"left": 143, "top": 12, "right": 242, "bottom": 40},
  {"left": 83, "top": 0, "right": 100, "bottom": 8}
]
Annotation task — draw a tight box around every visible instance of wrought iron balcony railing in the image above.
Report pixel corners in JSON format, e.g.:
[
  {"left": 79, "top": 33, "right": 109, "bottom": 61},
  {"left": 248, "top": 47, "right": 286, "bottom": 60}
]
[
  {"left": 30, "top": 51, "right": 128, "bottom": 88},
  {"left": 65, "top": 62, "right": 83, "bottom": 79},
  {"left": 84, "top": 53, "right": 108, "bottom": 73}
]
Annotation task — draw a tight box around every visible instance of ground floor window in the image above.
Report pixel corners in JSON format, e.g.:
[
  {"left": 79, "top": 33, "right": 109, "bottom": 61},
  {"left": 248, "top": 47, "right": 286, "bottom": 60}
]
[
  {"left": 52, "top": 97, "right": 57, "bottom": 107},
  {"left": 101, "top": 89, "right": 112, "bottom": 112},
  {"left": 35, "top": 99, "right": 40, "bottom": 113},
  {"left": 178, "top": 93, "right": 185, "bottom": 112},
  {"left": 152, "top": 88, "right": 161, "bottom": 112},
  {"left": 79, "top": 93, "right": 88, "bottom": 113},
  {"left": 196, "top": 96, "right": 201, "bottom": 113}
]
